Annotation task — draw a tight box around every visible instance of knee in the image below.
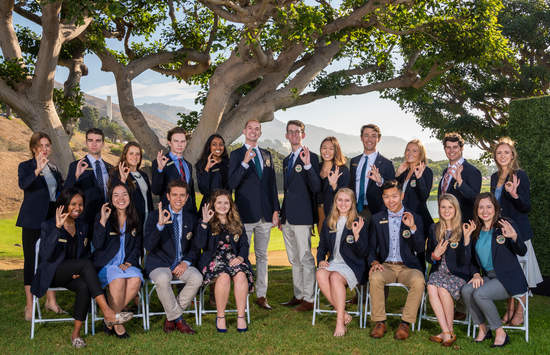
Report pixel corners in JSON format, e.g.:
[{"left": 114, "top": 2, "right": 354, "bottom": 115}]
[
  {"left": 153, "top": 270, "right": 172, "bottom": 286},
  {"left": 472, "top": 288, "right": 488, "bottom": 302},
  {"left": 216, "top": 273, "right": 230, "bottom": 285},
  {"left": 410, "top": 274, "right": 425, "bottom": 289},
  {"left": 427, "top": 285, "right": 438, "bottom": 298},
  {"left": 316, "top": 269, "right": 328, "bottom": 282},
  {"left": 233, "top": 272, "right": 246, "bottom": 283},
  {"left": 190, "top": 270, "right": 203, "bottom": 286},
  {"left": 461, "top": 284, "right": 474, "bottom": 300},
  {"left": 369, "top": 271, "right": 384, "bottom": 286},
  {"left": 329, "top": 272, "right": 342, "bottom": 284}
]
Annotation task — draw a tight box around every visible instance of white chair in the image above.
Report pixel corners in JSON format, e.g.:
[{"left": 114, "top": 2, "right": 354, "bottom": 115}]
[
  {"left": 312, "top": 281, "right": 364, "bottom": 328},
  {"left": 363, "top": 282, "right": 424, "bottom": 330},
  {"left": 197, "top": 285, "right": 250, "bottom": 326},
  {"left": 30, "top": 239, "right": 88, "bottom": 339},
  {"left": 472, "top": 260, "right": 529, "bottom": 342}
]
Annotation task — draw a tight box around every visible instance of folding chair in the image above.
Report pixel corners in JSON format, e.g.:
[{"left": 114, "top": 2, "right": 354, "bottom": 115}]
[
  {"left": 30, "top": 239, "right": 88, "bottom": 339},
  {"left": 363, "top": 282, "right": 424, "bottom": 330},
  {"left": 312, "top": 281, "right": 364, "bottom": 328},
  {"left": 472, "top": 260, "right": 529, "bottom": 342},
  {"left": 198, "top": 285, "right": 250, "bottom": 326}
]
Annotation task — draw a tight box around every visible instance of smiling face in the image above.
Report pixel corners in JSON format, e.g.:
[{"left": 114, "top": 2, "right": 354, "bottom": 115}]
[
  {"left": 335, "top": 191, "right": 353, "bottom": 216},
  {"left": 66, "top": 194, "right": 84, "bottom": 220},
  {"left": 125, "top": 145, "right": 141, "bottom": 169},
  {"left": 405, "top": 142, "right": 420, "bottom": 164},
  {"left": 285, "top": 124, "right": 305, "bottom": 146},
  {"left": 243, "top": 121, "right": 261, "bottom": 145},
  {"left": 439, "top": 198, "right": 456, "bottom": 223},
  {"left": 382, "top": 187, "right": 403, "bottom": 213},
  {"left": 495, "top": 143, "right": 513, "bottom": 169},
  {"left": 444, "top": 141, "right": 463, "bottom": 164},
  {"left": 86, "top": 133, "right": 104, "bottom": 156},
  {"left": 166, "top": 186, "right": 188, "bottom": 213},
  {"left": 168, "top": 133, "right": 187, "bottom": 156},
  {"left": 320, "top": 140, "right": 335, "bottom": 162},
  {"left": 477, "top": 197, "right": 496, "bottom": 227},
  {"left": 33, "top": 137, "right": 52, "bottom": 158},
  {"left": 210, "top": 137, "right": 225, "bottom": 158},
  {"left": 214, "top": 194, "right": 231, "bottom": 216},
  {"left": 361, "top": 128, "right": 380, "bottom": 154},
  {"left": 111, "top": 185, "right": 130, "bottom": 211}
]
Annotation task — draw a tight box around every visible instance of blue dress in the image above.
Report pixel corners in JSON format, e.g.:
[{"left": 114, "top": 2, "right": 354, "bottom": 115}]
[{"left": 98, "top": 223, "right": 143, "bottom": 288}]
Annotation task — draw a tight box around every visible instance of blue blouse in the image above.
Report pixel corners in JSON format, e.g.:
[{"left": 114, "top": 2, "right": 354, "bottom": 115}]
[
  {"left": 495, "top": 185, "right": 503, "bottom": 202},
  {"left": 476, "top": 229, "right": 494, "bottom": 272}
]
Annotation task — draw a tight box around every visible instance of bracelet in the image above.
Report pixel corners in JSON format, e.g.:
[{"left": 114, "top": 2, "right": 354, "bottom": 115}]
[{"left": 431, "top": 252, "right": 441, "bottom": 261}]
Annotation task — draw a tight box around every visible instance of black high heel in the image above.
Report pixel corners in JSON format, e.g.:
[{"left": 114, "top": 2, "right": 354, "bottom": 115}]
[
  {"left": 216, "top": 316, "right": 227, "bottom": 333},
  {"left": 474, "top": 329, "right": 492, "bottom": 343},
  {"left": 490, "top": 334, "right": 510, "bottom": 348},
  {"left": 237, "top": 315, "right": 248, "bottom": 333},
  {"left": 103, "top": 320, "right": 114, "bottom": 336}
]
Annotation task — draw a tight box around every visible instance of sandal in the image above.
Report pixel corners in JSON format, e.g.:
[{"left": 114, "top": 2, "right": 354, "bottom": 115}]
[
  {"left": 429, "top": 334, "right": 444, "bottom": 343},
  {"left": 442, "top": 332, "right": 457, "bottom": 347},
  {"left": 45, "top": 303, "right": 68, "bottom": 315},
  {"left": 71, "top": 337, "right": 86, "bottom": 348},
  {"left": 104, "top": 312, "right": 133, "bottom": 327}
]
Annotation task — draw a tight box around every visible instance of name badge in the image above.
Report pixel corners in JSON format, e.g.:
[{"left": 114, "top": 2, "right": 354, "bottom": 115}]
[
  {"left": 346, "top": 234, "right": 355, "bottom": 244},
  {"left": 450, "top": 242, "right": 458, "bottom": 249},
  {"left": 410, "top": 179, "right": 417, "bottom": 188},
  {"left": 496, "top": 235, "right": 506, "bottom": 244},
  {"left": 233, "top": 234, "right": 240, "bottom": 242},
  {"left": 379, "top": 220, "right": 388, "bottom": 224},
  {"left": 58, "top": 238, "right": 67, "bottom": 243},
  {"left": 166, "top": 161, "right": 174, "bottom": 167},
  {"left": 402, "top": 230, "right": 411, "bottom": 239},
  {"left": 351, "top": 163, "right": 358, "bottom": 167},
  {"left": 295, "top": 165, "right": 303, "bottom": 173},
  {"left": 211, "top": 168, "right": 220, "bottom": 172},
  {"left": 85, "top": 167, "right": 93, "bottom": 171},
  {"left": 109, "top": 232, "right": 118, "bottom": 236}
]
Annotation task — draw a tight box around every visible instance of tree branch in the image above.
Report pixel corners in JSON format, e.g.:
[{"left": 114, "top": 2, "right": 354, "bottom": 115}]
[
  {"left": 0, "top": 0, "right": 23, "bottom": 60},
  {"left": 128, "top": 49, "right": 210, "bottom": 80},
  {"left": 13, "top": 3, "right": 41, "bottom": 25}
]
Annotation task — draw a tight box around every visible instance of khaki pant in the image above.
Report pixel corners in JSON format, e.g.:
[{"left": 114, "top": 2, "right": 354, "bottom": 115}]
[
  {"left": 149, "top": 266, "right": 203, "bottom": 321},
  {"left": 281, "top": 223, "right": 315, "bottom": 303},
  {"left": 369, "top": 263, "right": 425, "bottom": 324},
  {"left": 245, "top": 219, "right": 272, "bottom": 298}
]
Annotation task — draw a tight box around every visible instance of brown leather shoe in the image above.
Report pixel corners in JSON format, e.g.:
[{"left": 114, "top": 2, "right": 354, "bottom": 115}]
[
  {"left": 174, "top": 319, "right": 196, "bottom": 335},
  {"left": 163, "top": 319, "right": 175, "bottom": 333},
  {"left": 293, "top": 301, "right": 314, "bottom": 312},
  {"left": 255, "top": 297, "right": 273, "bottom": 310},
  {"left": 370, "top": 321, "right": 387, "bottom": 338},
  {"left": 281, "top": 297, "right": 302, "bottom": 307},
  {"left": 394, "top": 322, "right": 411, "bottom": 340},
  {"left": 442, "top": 333, "right": 457, "bottom": 347},
  {"left": 429, "top": 334, "right": 443, "bottom": 343},
  {"left": 454, "top": 311, "right": 466, "bottom": 321}
]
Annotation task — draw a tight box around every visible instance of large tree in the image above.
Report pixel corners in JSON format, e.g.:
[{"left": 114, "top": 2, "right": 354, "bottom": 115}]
[
  {"left": 3, "top": 0, "right": 510, "bottom": 169},
  {"left": 390, "top": 0, "right": 550, "bottom": 151}
]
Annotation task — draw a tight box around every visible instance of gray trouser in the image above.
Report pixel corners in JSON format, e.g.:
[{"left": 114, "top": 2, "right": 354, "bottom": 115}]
[
  {"left": 149, "top": 266, "right": 203, "bottom": 321},
  {"left": 461, "top": 271, "right": 510, "bottom": 331},
  {"left": 282, "top": 223, "right": 315, "bottom": 302},
  {"left": 245, "top": 220, "right": 272, "bottom": 298}
]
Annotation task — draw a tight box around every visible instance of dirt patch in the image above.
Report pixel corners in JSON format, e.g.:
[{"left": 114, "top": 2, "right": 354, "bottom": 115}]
[{"left": 0, "top": 258, "right": 23, "bottom": 270}]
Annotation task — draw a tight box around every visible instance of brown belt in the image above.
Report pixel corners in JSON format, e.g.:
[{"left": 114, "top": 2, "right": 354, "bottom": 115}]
[{"left": 385, "top": 261, "right": 404, "bottom": 265}]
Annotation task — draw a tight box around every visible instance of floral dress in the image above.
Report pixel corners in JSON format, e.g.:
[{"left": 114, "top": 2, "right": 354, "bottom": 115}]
[
  {"left": 202, "top": 232, "right": 255, "bottom": 293},
  {"left": 427, "top": 231, "right": 466, "bottom": 300}
]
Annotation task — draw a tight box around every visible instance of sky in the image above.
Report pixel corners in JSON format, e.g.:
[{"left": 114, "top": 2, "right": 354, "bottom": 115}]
[{"left": 13, "top": 12, "right": 482, "bottom": 159}]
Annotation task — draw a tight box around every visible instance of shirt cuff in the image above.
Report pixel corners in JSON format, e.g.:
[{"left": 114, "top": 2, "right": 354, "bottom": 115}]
[
  {"left": 304, "top": 164, "right": 312, "bottom": 170},
  {"left": 241, "top": 161, "right": 249, "bottom": 169},
  {"left": 157, "top": 168, "right": 163, "bottom": 173},
  {"left": 156, "top": 224, "right": 165, "bottom": 231},
  {"left": 376, "top": 177, "right": 384, "bottom": 187},
  {"left": 183, "top": 260, "right": 191, "bottom": 266}
]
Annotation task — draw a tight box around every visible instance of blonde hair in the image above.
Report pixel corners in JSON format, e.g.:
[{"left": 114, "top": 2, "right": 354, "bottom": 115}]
[
  {"left": 493, "top": 137, "right": 520, "bottom": 179},
  {"left": 405, "top": 139, "right": 427, "bottom": 165},
  {"left": 435, "top": 194, "right": 463, "bottom": 243},
  {"left": 326, "top": 188, "right": 358, "bottom": 232},
  {"left": 320, "top": 136, "right": 347, "bottom": 167}
]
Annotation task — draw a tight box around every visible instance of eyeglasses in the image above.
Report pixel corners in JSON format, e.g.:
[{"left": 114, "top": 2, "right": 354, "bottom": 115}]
[{"left": 287, "top": 129, "right": 302, "bottom": 135}]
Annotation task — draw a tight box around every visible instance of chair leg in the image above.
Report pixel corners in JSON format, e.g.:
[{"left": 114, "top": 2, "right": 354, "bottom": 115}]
[
  {"left": 30, "top": 296, "right": 37, "bottom": 339},
  {"left": 91, "top": 299, "right": 95, "bottom": 335},
  {"left": 140, "top": 288, "right": 147, "bottom": 331},
  {"left": 312, "top": 281, "right": 318, "bottom": 326},
  {"left": 246, "top": 294, "right": 250, "bottom": 324}
]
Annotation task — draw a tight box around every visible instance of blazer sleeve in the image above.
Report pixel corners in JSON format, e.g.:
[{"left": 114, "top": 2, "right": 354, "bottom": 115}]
[
  {"left": 228, "top": 150, "right": 247, "bottom": 191},
  {"left": 507, "top": 221, "right": 527, "bottom": 256},
  {"left": 126, "top": 230, "right": 142, "bottom": 267},
  {"left": 306, "top": 154, "right": 321, "bottom": 193},
  {"left": 415, "top": 168, "right": 433, "bottom": 202},
  {"left": 237, "top": 226, "right": 250, "bottom": 260},
  {"left": 40, "top": 222, "right": 66, "bottom": 263},
  {"left": 456, "top": 164, "right": 481, "bottom": 200},
  {"left": 426, "top": 225, "right": 438, "bottom": 264},
  {"left": 351, "top": 222, "right": 369, "bottom": 258},
  {"left": 316, "top": 222, "right": 330, "bottom": 264},
  {"left": 367, "top": 218, "right": 378, "bottom": 266},
  {"left": 151, "top": 159, "right": 164, "bottom": 196},
  {"left": 329, "top": 165, "right": 351, "bottom": 194},
  {"left": 63, "top": 162, "right": 77, "bottom": 189},
  {"left": 268, "top": 152, "right": 280, "bottom": 212},
  {"left": 194, "top": 221, "right": 209, "bottom": 250},
  {"left": 469, "top": 240, "right": 481, "bottom": 276},
  {"left": 18, "top": 161, "right": 40, "bottom": 190},
  {"left": 182, "top": 216, "right": 199, "bottom": 264},
  {"left": 92, "top": 215, "right": 108, "bottom": 251},
  {"left": 196, "top": 164, "right": 211, "bottom": 195},
  {"left": 412, "top": 216, "right": 425, "bottom": 253},
  {"left": 144, "top": 212, "right": 162, "bottom": 252},
  {"left": 382, "top": 158, "right": 396, "bottom": 181},
  {"left": 510, "top": 170, "right": 531, "bottom": 213}
]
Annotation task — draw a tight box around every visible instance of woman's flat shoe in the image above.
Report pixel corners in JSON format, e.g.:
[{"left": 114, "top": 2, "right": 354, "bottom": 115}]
[
  {"left": 104, "top": 312, "right": 133, "bottom": 327},
  {"left": 490, "top": 334, "right": 510, "bottom": 348},
  {"left": 103, "top": 321, "right": 114, "bottom": 336},
  {"left": 237, "top": 316, "right": 248, "bottom": 333},
  {"left": 216, "top": 316, "right": 227, "bottom": 333},
  {"left": 45, "top": 303, "right": 68, "bottom": 314},
  {"left": 474, "top": 329, "right": 492, "bottom": 343},
  {"left": 71, "top": 337, "right": 86, "bottom": 348},
  {"left": 442, "top": 333, "right": 457, "bottom": 347}
]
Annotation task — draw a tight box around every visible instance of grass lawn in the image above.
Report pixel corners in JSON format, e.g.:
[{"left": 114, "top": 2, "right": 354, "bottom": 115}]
[
  {"left": 0, "top": 216, "right": 22, "bottom": 259},
  {"left": 1, "top": 266, "right": 549, "bottom": 354}
]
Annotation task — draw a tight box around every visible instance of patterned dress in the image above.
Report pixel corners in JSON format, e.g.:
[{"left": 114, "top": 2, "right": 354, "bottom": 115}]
[
  {"left": 202, "top": 233, "right": 255, "bottom": 293},
  {"left": 427, "top": 231, "right": 466, "bottom": 300}
]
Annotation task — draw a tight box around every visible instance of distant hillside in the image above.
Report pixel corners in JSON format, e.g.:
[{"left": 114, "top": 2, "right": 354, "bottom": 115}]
[{"left": 137, "top": 103, "right": 191, "bottom": 124}]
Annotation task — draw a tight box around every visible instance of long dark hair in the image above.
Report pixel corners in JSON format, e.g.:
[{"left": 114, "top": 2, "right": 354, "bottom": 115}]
[
  {"left": 196, "top": 134, "right": 229, "bottom": 171},
  {"left": 56, "top": 187, "right": 85, "bottom": 214},
  {"left": 107, "top": 183, "right": 140, "bottom": 236},
  {"left": 472, "top": 192, "right": 501, "bottom": 240}
]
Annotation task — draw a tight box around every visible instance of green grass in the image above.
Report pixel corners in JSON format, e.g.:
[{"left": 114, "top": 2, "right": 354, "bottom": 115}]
[
  {"left": 0, "top": 216, "right": 23, "bottom": 259},
  {"left": 1, "top": 266, "right": 549, "bottom": 354}
]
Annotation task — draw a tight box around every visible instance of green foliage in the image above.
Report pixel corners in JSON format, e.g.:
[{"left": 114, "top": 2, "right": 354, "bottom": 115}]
[
  {"left": 80, "top": 106, "right": 133, "bottom": 142},
  {"left": 52, "top": 86, "right": 84, "bottom": 125},
  {"left": 509, "top": 96, "right": 550, "bottom": 275},
  {"left": 176, "top": 111, "right": 200, "bottom": 134},
  {"left": 0, "top": 57, "right": 31, "bottom": 89}
]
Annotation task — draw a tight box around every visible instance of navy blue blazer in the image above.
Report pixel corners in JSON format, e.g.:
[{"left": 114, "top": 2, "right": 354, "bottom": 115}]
[
  {"left": 195, "top": 223, "right": 251, "bottom": 274},
  {"left": 349, "top": 153, "right": 396, "bottom": 215},
  {"left": 228, "top": 146, "right": 279, "bottom": 223},
  {"left": 470, "top": 220, "right": 528, "bottom": 296},
  {"left": 396, "top": 167, "right": 434, "bottom": 230},
  {"left": 196, "top": 159, "right": 229, "bottom": 211},
  {"left": 151, "top": 153, "right": 197, "bottom": 215},
  {"left": 64, "top": 157, "right": 112, "bottom": 225},
  {"left": 490, "top": 170, "right": 533, "bottom": 241},
  {"left": 317, "top": 218, "right": 369, "bottom": 284},
  {"left": 319, "top": 165, "right": 351, "bottom": 216},
  {"left": 31, "top": 219, "right": 90, "bottom": 298},
  {"left": 426, "top": 224, "right": 472, "bottom": 281},
  {"left": 109, "top": 169, "right": 153, "bottom": 224},
  {"left": 143, "top": 209, "right": 198, "bottom": 277},
  {"left": 367, "top": 208, "right": 425, "bottom": 272},
  {"left": 281, "top": 151, "right": 321, "bottom": 225},
  {"left": 91, "top": 216, "right": 142, "bottom": 270},
  {"left": 437, "top": 159, "right": 481, "bottom": 222},
  {"left": 16, "top": 159, "right": 63, "bottom": 229}
]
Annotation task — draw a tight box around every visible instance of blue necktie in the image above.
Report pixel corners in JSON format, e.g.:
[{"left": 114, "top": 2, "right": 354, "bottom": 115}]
[
  {"left": 172, "top": 213, "right": 181, "bottom": 269},
  {"left": 253, "top": 148, "right": 263, "bottom": 179},
  {"left": 286, "top": 153, "right": 295, "bottom": 180},
  {"left": 95, "top": 160, "right": 106, "bottom": 200},
  {"left": 357, "top": 156, "right": 368, "bottom": 212}
]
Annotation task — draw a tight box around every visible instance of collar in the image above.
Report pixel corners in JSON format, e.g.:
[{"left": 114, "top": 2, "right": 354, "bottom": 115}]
[
  {"left": 290, "top": 146, "right": 303, "bottom": 158},
  {"left": 86, "top": 154, "right": 103, "bottom": 166},
  {"left": 362, "top": 151, "right": 378, "bottom": 162},
  {"left": 168, "top": 205, "right": 182, "bottom": 217},
  {"left": 388, "top": 206, "right": 404, "bottom": 218},
  {"left": 244, "top": 143, "right": 260, "bottom": 151},
  {"left": 448, "top": 157, "right": 465, "bottom": 168},
  {"left": 169, "top": 151, "right": 184, "bottom": 161}
]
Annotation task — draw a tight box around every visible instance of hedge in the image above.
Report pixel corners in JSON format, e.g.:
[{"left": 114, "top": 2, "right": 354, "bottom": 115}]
[{"left": 509, "top": 96, "right": 550, "bottom": 275}]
